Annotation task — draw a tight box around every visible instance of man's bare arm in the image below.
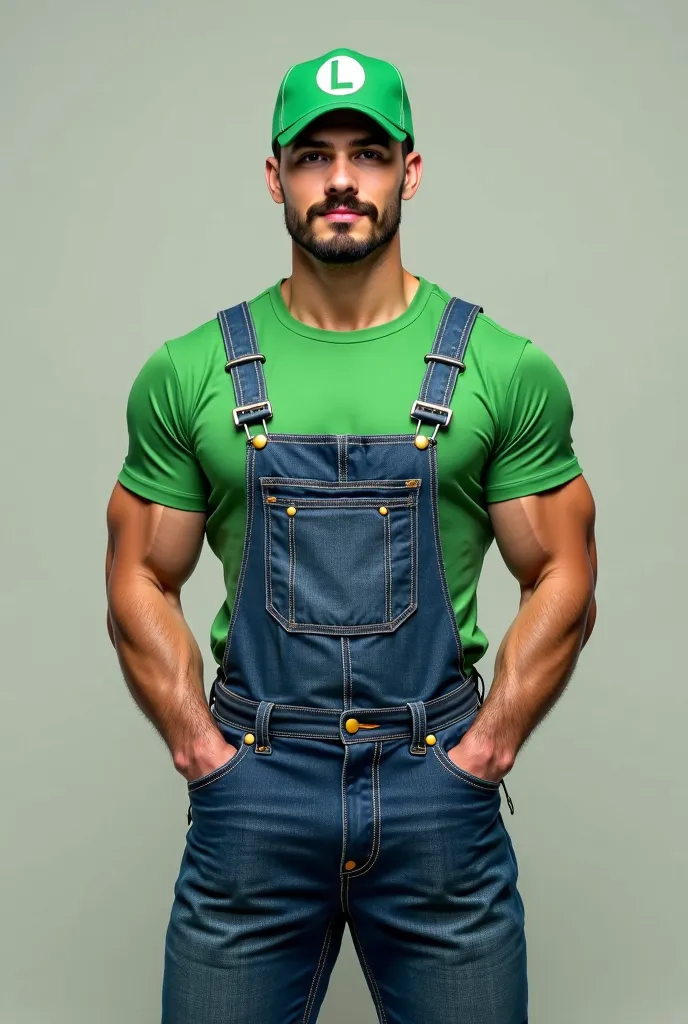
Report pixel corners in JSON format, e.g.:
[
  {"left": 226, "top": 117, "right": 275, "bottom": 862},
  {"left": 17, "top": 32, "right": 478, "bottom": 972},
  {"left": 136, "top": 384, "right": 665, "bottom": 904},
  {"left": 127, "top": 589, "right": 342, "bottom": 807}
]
[
  {"left": 450, "top": 474, "right": 597, "bottom": 781},
  {"left": 105, "top": 482, "right": 236, "bottom": 781}
]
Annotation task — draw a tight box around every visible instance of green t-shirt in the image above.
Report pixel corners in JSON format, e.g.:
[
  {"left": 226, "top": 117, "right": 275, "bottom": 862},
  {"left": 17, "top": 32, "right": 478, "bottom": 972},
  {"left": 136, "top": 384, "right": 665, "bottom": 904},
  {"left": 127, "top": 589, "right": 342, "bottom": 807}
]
[{"left": 118, "top": 276, "right": 582, "bottom": 673}]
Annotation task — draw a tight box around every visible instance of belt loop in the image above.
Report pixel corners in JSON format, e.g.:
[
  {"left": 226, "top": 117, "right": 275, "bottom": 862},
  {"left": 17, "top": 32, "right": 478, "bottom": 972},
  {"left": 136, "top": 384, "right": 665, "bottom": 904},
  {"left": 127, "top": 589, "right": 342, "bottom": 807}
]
[
  {"left": 254, "top": 700, "right": 275, "bottom": 754},
  {"left": 406, "top": 700, "right": 427, "bottom": 756}
]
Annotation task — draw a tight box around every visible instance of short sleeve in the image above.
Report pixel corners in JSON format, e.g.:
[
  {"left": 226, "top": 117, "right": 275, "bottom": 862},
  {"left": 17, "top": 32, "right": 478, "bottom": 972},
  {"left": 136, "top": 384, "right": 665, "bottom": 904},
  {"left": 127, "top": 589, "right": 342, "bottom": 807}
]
[
  {"left": 484, "top": 341, "right": 582, "bottom": 503},
  {"left": 117, "top": 344, "right": 208, "bottom": 511}
]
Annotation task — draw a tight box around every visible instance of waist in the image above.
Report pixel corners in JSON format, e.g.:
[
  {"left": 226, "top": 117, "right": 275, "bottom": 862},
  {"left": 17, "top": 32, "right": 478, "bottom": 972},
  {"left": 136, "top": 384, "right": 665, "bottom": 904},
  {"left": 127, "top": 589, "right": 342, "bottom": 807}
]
[{"left": 211, "top": 672, "right": 481, "bottom": 743}]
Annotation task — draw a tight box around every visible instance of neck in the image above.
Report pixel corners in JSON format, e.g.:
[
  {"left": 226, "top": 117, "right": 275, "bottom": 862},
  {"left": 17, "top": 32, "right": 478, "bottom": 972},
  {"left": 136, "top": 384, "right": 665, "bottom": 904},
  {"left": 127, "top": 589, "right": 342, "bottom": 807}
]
[{"left": 281, "top": 235, "right": 420, "bottom": 332}]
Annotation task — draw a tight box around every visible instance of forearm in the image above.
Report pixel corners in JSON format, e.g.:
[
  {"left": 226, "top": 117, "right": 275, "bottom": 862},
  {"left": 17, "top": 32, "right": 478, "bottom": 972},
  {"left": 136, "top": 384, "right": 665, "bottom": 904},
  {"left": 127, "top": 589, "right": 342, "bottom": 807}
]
[
  {"left": 107, "top": 571, "right": 221, "bottom": 774},
  {"left": 468, "top": 569, "right": 595, "bottom": 775}
]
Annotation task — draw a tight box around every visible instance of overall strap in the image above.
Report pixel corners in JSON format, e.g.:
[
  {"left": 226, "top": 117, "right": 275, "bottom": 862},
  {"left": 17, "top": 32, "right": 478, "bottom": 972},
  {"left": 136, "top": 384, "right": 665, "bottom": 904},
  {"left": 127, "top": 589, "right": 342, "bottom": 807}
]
[
  {"left": 217, "top": 302, "right": 272, "bottom": 434},
  {"left": 411, "top": 296, "right": 483, "bottom": 439}
]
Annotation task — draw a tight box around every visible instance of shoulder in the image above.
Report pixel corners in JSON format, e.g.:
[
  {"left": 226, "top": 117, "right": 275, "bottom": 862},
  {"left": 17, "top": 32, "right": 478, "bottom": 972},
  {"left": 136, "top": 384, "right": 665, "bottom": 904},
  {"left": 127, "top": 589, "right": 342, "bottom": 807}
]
[
  {"left": 428, "top": 282, "right": 530, "bottom": 374},
  {"left": 163, "top": 316, "right": 224, "bottom": 376},
  {"left": 164, "top": 285, "right": 275, "bottom": 367}
]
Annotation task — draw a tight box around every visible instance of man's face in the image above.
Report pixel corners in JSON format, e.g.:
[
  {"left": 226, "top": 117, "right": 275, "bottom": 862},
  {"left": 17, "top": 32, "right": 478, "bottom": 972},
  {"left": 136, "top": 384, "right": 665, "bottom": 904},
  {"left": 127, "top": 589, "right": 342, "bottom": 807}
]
[{"left": 274, "top": 111, "right": 407, "bottom": 265}]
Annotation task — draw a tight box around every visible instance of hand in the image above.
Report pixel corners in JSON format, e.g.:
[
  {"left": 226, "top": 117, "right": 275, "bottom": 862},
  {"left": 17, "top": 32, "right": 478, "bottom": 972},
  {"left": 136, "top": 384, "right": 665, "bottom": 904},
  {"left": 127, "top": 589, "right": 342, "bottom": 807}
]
[
  {"left": 177, "top": 738, "right": 239, "bottom": 784},
  {"left": 446, "top": 731, "right": 505, "bottom": 785}
]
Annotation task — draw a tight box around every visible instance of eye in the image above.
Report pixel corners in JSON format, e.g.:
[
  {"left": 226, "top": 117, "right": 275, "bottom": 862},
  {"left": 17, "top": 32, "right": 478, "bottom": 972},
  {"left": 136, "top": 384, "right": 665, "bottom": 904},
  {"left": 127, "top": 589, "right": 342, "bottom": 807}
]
[
  {"left": 358, "top": 150, "right": 383, "bottom": 160},
  {"left": 298, "top": 152, "right": 326, "bottom": 164}
]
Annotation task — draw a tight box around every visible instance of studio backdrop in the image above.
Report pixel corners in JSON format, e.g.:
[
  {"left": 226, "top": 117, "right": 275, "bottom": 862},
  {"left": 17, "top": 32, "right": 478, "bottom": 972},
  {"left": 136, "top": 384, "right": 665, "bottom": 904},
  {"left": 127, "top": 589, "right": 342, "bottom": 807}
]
[{"left": 1, "top": 1, "right": 686, "bottom": 1022}]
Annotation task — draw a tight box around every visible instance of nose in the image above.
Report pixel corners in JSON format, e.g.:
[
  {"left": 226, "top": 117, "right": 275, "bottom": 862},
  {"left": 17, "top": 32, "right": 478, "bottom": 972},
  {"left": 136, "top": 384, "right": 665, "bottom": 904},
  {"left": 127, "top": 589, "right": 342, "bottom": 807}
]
[{"left": 325, "top": 153, "right": 358, "bottom": 197}]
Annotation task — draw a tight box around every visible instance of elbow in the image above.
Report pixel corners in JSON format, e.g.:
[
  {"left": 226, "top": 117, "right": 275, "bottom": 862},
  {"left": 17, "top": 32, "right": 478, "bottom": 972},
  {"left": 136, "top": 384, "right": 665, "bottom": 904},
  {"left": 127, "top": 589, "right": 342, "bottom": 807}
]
[
  {"left": 581, "top": 593, "right": 597, "bottom": 648},
  {"left": 106, "top": 609, "right": 117, "bottom": 649}
]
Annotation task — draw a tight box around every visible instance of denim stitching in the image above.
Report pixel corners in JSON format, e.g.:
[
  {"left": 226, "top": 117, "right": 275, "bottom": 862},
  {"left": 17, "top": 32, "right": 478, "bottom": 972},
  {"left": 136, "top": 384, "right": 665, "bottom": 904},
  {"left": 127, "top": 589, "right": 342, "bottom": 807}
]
[
  {"left": 345, "top": 731, "right": 413, "bottom": 743},
  {"left": 302, "top": 919, "right": 336, "bottom": 1024},
  {"left": 265, "top": 504, "right": 273, "bottom": 610},
  {"left": 341, "top": 637, "right": 352, "bottom": 709},
  {"left": 221, "top": 445, "right": 255, "bottom": 674},
  {"left": 260, "top": 477, "right": 418, "bottom": 489},
  {"left": 433, "top": 745, "right": 501, "bottom": 791},
  {"left": 337, "top": 436, "right": 345, "bottom": 482},
  {"left": 261, "top": 475, "right": 415, "bottom": 626},
  {"left": 429, "top": 443, "right": 463, "bottom": 667},
  {"left": 209, "top": 719, "right": 478, "bottom": 741},
  {"left": 265, "top": 436, "right": 417, "bottom": 445},
  {"left": 339, "top": 743, "right": 349, "bottom": 912},
  {"left": 425, "top": 296, "right": 456, "bottom": 400},
  {"left": 343, "top": 874, "right": 350, "bottom": 915},
  {"left": 288, "top": 515, "right": 296, "bottom": 624},
  {"left": 345, "top": 638, "right": 353, "bottom": 707},
  {"left": 208, "top": 706, "right": 479, "bottom": 743},
  {"left": 410, "top": 502, "right": 417, "bottom": 611},
  {"left": 407, "top": 700, "right": 419, "bottom": 746},
  {"left": 219, "top": 308, "right": 244, "bottom": 407},
  {"left": 241, "top": 301, "right": 265, "bottom": 403},
  {"left": 383, "top": 514, "right": 392, "bottom": 622},
  {"left": 267, "top": 497, "right": 415, "bottom": 508},
  {"left": 265, "top": 482, "right": 418, "bottom": 633},
  {"left": 440, "top": 310, "right": 465, "bottom": 409},
  {"left": 255, "top": 700, "right": 275, "bottom": 752},
  {"left": 407, "top": 700, "right": 427, "bottom": 753},
  {"left": 266, "top": 605, "right": 417, "bottom": 635},
  {"left": 347, "top": 742, "right": 382, "bottom": 878},
  {"left": 348, "top": 916, "right": 388, "bottom": 1024},
  {"left": 419, "top": 297, "right": 454, "bottom": 402},
  {"left": 215, "top": 679, "right": 477, "bottom": 715},
  {"left": 440, "top": 304, "right": 478, "bottom": 409}
]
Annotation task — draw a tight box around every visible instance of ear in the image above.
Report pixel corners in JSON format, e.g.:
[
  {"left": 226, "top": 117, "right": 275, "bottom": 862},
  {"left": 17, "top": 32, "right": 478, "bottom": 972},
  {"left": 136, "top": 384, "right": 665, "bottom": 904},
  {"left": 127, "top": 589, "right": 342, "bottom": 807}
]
[
  {"left": 401, "top": 150, "right": 423, "bottom": 201},
  {"left": 265, "top": 157, "right": 284, "bottom": 206}
]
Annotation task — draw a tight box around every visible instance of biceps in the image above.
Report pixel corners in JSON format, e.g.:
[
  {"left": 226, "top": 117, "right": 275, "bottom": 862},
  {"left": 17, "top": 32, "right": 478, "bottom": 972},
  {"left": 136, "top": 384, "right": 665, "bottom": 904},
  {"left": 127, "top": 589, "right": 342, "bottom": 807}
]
[
  {"left": 487, "top": 475, "right": 596, "bottom": 591},
  {"left": 106, "top": 482, "right": 206, "bottom": 594}
]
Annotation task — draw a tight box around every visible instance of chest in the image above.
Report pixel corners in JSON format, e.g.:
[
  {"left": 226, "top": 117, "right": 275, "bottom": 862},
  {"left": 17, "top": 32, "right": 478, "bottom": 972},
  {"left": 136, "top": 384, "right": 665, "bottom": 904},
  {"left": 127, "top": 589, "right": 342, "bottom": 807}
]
[{"left": 192, "top": 341, "right": 496, "bottom": 511}]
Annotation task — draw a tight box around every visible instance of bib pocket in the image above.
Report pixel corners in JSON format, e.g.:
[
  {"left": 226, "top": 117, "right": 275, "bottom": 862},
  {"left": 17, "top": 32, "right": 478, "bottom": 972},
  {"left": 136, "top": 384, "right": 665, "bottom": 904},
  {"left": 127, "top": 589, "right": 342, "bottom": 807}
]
[{"left": 260, "top": 477, "right": 421, "bottom": 635}]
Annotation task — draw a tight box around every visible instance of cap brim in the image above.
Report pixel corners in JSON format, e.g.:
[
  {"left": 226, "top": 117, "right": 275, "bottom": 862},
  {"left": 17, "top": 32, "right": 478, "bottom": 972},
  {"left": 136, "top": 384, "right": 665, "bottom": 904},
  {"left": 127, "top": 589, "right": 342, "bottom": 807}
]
[{"left": 276, "top": 102, "right": 408, "bottom": 147}]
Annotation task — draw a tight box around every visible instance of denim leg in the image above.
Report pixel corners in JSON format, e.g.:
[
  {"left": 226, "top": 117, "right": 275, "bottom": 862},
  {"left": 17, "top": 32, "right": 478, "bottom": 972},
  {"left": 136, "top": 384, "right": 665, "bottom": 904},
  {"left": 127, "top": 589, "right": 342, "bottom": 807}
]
[
  {"left": 345, "top": 728, "right": 528, "bottom": 1024},
  {"left": 162, "top": 728, "right": 346, "bottom": 1024}
]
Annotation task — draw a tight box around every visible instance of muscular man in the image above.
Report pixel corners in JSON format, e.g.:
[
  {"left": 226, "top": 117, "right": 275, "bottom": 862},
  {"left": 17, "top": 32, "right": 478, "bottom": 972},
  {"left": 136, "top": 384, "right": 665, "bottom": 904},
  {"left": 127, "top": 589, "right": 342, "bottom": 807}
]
[{"left": 106, "top": 47, "right": 597, "bottom": 1024}]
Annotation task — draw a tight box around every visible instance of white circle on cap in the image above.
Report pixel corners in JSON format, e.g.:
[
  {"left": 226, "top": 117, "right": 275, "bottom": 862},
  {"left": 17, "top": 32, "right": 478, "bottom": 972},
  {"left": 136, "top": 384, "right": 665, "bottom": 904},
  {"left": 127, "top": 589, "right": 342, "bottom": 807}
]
[{"left": 316, "top": 56, "right": 365, "bottom": 95}]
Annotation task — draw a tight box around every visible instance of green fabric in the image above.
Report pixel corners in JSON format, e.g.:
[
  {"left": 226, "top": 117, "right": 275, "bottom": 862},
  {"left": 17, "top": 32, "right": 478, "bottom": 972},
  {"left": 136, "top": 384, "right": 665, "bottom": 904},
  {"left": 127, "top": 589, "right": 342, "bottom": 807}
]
[
  {"left": 118, "top": 276, "right": 582, "bottom": 673},
  {"left": 273, "top": 48, "right": 413, "bottom": 147}
]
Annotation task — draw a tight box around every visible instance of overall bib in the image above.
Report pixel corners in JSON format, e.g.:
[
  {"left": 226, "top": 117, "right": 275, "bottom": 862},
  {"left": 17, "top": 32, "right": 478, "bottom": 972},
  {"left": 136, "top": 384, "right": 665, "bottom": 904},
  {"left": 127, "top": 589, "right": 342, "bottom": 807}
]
[{"left": 162, "top": 297, "right": 528, "bottom": 1024}]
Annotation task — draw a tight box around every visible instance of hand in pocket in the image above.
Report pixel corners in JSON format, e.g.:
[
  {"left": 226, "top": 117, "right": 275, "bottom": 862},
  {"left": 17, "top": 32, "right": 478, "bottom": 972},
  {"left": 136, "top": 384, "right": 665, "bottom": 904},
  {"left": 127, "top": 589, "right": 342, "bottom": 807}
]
[
  {"left": 446, "top": 733, "right": 504, "bottom": 785},
  {"left": 182, "top": 739, "right": 239, "bottom": 784}
]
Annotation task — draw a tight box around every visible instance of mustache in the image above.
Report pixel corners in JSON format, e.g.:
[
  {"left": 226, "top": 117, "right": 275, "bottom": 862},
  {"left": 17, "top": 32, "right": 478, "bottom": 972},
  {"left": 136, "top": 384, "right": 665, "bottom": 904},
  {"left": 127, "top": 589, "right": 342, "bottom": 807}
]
[{"left": 306, "top": 196, "right": 379, "bottom": 222}]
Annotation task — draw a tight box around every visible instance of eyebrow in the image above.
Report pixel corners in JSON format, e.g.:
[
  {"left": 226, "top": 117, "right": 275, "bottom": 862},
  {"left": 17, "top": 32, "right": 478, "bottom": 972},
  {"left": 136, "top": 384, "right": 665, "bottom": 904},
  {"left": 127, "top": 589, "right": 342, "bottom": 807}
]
[{"left": 291, "top": 134, "right": 391, "bottom": 152}]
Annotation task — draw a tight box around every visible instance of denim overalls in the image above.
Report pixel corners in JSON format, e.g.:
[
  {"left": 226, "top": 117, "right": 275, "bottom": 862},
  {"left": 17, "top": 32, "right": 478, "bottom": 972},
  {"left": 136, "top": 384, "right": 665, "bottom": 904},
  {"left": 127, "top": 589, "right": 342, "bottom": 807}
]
[{"left": 162, "top": 297, "right": 528, "bottom": 1023}]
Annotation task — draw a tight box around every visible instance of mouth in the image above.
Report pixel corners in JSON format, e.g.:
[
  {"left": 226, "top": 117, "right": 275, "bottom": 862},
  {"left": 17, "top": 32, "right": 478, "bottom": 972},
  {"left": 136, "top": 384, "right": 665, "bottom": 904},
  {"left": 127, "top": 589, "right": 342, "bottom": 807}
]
[{"left": 322, "top": 208, "right": 366, "bottom": 223}]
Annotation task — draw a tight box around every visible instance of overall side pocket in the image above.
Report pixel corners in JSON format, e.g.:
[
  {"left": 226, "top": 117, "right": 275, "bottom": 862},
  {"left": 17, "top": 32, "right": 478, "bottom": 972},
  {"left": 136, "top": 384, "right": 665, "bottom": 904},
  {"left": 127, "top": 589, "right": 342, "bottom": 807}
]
[
  {"left": 432, "top": 707, "right": 502, "bottom": 792},
  {"left": 187, "top": 714, "right": 251, "bottom": 794}
]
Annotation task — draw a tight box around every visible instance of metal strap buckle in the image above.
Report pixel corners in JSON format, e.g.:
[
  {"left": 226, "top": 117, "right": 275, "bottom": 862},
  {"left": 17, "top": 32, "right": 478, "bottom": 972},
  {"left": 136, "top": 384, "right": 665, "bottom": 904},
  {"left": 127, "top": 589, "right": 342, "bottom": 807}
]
[
  {"left": 410, "top": 399, "right": 453, "bottom": 442},
  {"left": 232, "top": 400, "right": 273, "bottom": 441},
  {"left": 231, "top": 400, "right": 273, "bottom": 427}
]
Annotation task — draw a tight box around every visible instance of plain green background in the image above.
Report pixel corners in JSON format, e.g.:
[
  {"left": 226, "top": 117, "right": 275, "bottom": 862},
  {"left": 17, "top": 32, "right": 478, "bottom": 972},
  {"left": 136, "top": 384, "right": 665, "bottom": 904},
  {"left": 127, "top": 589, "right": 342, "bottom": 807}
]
[{"left": 1, "top": 1, "right": 686, "bottom": 1021}]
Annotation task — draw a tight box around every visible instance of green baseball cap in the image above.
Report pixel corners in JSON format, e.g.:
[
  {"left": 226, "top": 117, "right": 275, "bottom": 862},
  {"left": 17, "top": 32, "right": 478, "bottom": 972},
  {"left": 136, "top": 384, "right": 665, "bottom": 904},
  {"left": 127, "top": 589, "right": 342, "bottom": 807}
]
[{"left": 272, "top": 47, "right": 414, "bottom": 150}]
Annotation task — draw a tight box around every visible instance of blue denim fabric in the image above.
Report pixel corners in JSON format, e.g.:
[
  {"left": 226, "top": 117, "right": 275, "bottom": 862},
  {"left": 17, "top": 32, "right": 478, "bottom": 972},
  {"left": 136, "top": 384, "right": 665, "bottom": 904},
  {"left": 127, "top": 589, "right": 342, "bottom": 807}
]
[{"left": 161, "top": 300, "right": 527, "bottom": 1023}]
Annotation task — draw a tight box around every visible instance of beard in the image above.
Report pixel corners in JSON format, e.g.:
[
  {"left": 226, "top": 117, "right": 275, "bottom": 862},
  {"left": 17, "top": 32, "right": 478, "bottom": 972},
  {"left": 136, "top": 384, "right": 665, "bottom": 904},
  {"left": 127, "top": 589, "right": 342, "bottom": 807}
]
[{"left": 283, "top": 185, "right": 403, "bottom": 265}]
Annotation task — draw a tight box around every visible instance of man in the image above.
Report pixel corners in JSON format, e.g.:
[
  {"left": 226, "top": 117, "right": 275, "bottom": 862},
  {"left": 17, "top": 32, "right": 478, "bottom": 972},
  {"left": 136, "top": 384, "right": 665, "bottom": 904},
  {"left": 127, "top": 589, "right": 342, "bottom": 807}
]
[{"left": 106, "top": 47, "right": 597, "bottom": 1024}]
